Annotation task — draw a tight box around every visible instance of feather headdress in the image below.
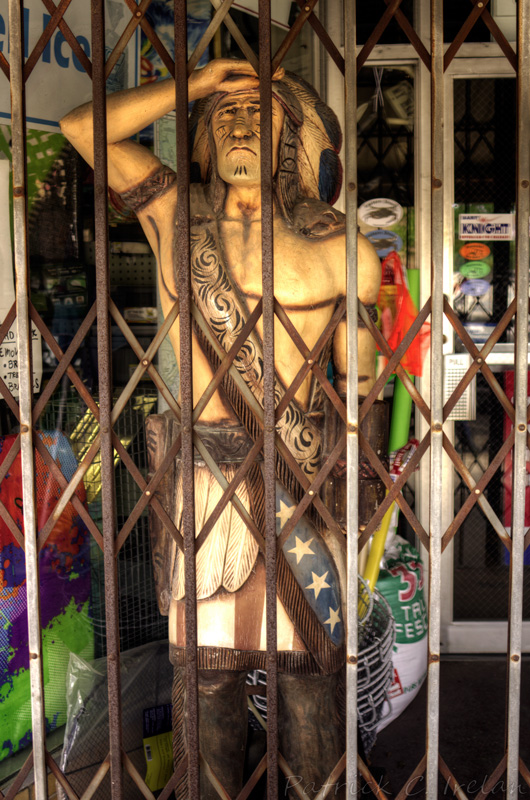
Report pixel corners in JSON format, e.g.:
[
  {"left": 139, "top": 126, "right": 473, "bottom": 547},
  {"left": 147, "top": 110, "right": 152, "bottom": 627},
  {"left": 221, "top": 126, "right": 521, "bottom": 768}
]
[{"left": 189, "top": 70, "right": 343, "bottom": 207}]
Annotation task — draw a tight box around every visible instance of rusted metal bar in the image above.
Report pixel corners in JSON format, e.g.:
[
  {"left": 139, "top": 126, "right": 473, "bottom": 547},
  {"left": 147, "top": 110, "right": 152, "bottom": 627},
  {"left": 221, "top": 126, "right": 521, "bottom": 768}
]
[
  {"left": 479, "top": 753, "right": 506, "bottom": 798},
  {"left": 357, "top": 755, "right": 391, "bottom": 800},
  {"left": 45, "top": 751, "right": 80, "bottom": 800},
  {"left": 122, "top": 753, "right": 157, "bottom": 800},
  {"left": 156, "top": 754, "right": 188, "bottom": 800},
  {"left": 3, "top": 753, "right": 34, "bottom": 800},
  {"left": 357, "top": 431, "right": 431, "bottom": 551},
  {"left": 174, "top": 2, "right": 199, "bottom": 797},
  {"left": 480, "top": 5, "right": 517, "bottom": 71},
  {"left": 395, "top": 755, "right": 426, "bottom": 800},
  {"left": 258, "top": 5, "right": 277, "bottom": 796},
  {"left": 443, "top": 0, "right": 491, "bottom": 72},
  {"left": 114, "top": 435, "right": 185, "bottom": 555},
  {"left": 91, "top": 2, "right": 123, "bottom": 797},
  {"left": 271, "top": 0, "right": 318, "bottom": 73},
  {"left": 235, "top": 753, "right": 268, "bottom": 800},
  {"left": 428, "top": 0, "right": 444, "bottom": 794},
  {"left": 36, "top": 437, "right": 102, "bottom": 551},
  {"left": 296, "top": 0, "right": 344, "bottom": 75},
  {"left": 519, "top": 757, "right": 530, "bottom": 790},
  {"left": 276, "top": 431, "right": 347, "bottom": 552},
  {"left": 79, "top": 755, "right": 110, "bottom": 800},
  {"left": 506, "top": 3, "right": 530, "bottom": 795},
  {"left": 386, "top": 0, "right": 431, "bottom": 70},
  {"left": 0, "top": 51, "right": 9, "bottom": 80},
  {"left": 438, "top": 756, "right": 470, "bottom": 800},
  {"left": 359, "top": 298, "right": 433, "bottom": 423},
  {"left": 40, "top": 0, "right": 92, "bottom": 77},
  {"left": 357, "top": 0, "right": 404, "bottom": 71},
  {"left": 273, "top": 298, "right": 347, "bottom": 422},
  {"left": 443, "top": 298, "right": 516, "bottom": 423},
  {"left": 191, "top": 300, "right": 264, "bottom": 423},
  {"left": 33, "top": 435, "right": 103, "bottom": 549},
  {"left": 210, "top": 0, "right": 260, "bottom": 73},
  {"left": 344, "top": 0, "right": 359, "bottom": 794},
  {"left": 188, "top": 0, "right": 235, "bottom": 74},
  {"left": 31, "top": 302, "right": 99, "bottom": 422},
  {"left": 9, "top": 1, "right": 47, "bottom": 796},
  {"left": 193, "top": 439, "right": 266, "bottom": 553},
  {"left": 122, "top": 0, "right": 175, "bottom": 78},
  {"left": 23, "top": 0, "right": 73, "bottom": 80},
  {"left": 109, "top": 300, "right": 182, "bottom": 422},
  {"left": 104, "top": 0, "right": 153, "bottom": 80},
  {"left": 441, "top": 432, "right": 514, "bottom": 552},
  {"left": 0, "top": 304, "right": 20, "bottom": 417},
  {"left": 441, "top": 434, "right": 513, "bottom": 552}
]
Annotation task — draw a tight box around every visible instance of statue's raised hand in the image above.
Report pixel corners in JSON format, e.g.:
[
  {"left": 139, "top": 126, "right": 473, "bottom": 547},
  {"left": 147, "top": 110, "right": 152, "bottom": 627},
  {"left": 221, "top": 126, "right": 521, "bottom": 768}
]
[{"left": 191, "top": 58, "right": 285, "bottom": 99}]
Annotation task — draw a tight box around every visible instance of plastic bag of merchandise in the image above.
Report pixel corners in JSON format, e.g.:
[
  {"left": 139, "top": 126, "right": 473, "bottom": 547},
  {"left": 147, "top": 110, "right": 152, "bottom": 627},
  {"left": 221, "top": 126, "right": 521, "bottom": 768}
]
[{"left": 375, "top": 535, "right": 428, "bottom": 731}]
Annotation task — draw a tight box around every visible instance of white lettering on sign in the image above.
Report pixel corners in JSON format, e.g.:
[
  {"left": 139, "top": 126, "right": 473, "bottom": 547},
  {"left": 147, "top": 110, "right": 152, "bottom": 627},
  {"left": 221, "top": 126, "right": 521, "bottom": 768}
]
[
  {"left": 459, "top": 213, "right": 515, "bottom": 241},
  {"left": 0, "top": 0, "right": 139, "bottom": 131}
]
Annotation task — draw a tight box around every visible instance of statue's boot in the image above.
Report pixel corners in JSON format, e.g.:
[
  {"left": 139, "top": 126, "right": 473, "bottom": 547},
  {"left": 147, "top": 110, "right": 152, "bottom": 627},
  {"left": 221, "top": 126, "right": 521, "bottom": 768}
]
[
  {"left": 172, "top": 668, "right": 248, "bottom": 800},
  {"left": 278, "top": 671, "right": 345, "bottom": 799}
]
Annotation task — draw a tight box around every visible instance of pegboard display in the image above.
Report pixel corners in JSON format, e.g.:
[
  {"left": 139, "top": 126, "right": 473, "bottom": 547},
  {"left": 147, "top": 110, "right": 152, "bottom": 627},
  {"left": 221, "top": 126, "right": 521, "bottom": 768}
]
[{"left": 84, "top": 241, "right": 157, "bottom": 287}]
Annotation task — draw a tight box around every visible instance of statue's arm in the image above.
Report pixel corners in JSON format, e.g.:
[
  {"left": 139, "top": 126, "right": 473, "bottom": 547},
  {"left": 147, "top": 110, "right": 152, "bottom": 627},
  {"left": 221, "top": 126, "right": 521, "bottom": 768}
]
[
  {"left": 59, "top": 59, "right": 263, "bottom": 196},
  {"left": 333, "top": 233, "right": 381, "bottom": 396}
]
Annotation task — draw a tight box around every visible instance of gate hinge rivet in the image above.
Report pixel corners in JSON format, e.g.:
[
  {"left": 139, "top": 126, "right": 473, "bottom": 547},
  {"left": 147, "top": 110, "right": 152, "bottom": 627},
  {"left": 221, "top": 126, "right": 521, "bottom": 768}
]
[
  {"left": 476, "top": 357, "right": 483, "bottom": 364},
  {"left": 142, "top": 359, "right": 149, "bottom": 367},
  {"left": 135, "top": 9, "right": 142, "bottom": 16},
  {"left": 522, "top": 180, "right": 529, "bottom": 189},
  {"left": 304, "top": 5, "right": 311, "bottom": 11},
  {"left": 20, "top": 425, "right": 29, "bottom": 433},
  {"left": 347, "top": 655, "right": 357, "bottom": 664},
  {"left": 474, "top": 488, "right": 480, "bottom": 495},
  {"left": 145, "top": 490, "right": 151, "bottom": 497},
  {"left": 433, "top": 422, "right": 442, "bottom": 432},
  {"left": 429, "top": 653, "right": 440, "bottom": 663},
  {"left": 307, "top": 358, "right": 314, "bottom": 365},
  {"left": 347, "top": 422, "right": 357, "bottom": 433},
  {"left": 29, "top": 651, "right": 38, "bottom": 659},
  {"left": 512, "top": 654, "right": 520, "bottom": 662},
  {"left": 433, "top": 178, "right": 442, "bottom": 188},
  {"left": 518, "top": 423, "right": 527, "bottom": 432}
]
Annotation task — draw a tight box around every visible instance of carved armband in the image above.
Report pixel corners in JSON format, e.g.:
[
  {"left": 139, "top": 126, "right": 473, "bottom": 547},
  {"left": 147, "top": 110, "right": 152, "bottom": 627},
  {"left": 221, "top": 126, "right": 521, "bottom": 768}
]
[{"left": 121, "top": 164, "right": 176, "bottom": 213}]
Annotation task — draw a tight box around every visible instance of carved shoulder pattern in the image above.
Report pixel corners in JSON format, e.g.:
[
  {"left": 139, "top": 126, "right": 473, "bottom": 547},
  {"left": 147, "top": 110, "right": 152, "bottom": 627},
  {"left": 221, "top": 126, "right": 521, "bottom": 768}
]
[
  {"left": 293, "top": 199, "right": 346, "bottom": 239},
  {"left": 121, "top": 164, "right": 176, "bottom": 213}
]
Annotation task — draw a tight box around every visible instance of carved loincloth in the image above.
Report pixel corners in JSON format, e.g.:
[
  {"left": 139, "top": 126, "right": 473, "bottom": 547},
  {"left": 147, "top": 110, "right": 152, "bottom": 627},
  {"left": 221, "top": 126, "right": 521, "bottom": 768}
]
[{"left": 145, "top": 183, "right": 350, "bottom": 674}]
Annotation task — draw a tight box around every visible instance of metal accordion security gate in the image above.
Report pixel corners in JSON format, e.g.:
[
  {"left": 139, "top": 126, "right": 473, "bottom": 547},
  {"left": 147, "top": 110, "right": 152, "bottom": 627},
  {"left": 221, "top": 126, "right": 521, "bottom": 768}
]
[{"left": 0, "top": 1, "right": 529, "bottom": 799}]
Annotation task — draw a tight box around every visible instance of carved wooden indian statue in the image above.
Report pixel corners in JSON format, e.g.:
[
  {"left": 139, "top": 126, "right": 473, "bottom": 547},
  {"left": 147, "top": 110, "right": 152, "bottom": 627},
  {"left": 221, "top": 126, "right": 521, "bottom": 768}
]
[{"left": 60, "top": 59, "right": 385, "bottom": 799}]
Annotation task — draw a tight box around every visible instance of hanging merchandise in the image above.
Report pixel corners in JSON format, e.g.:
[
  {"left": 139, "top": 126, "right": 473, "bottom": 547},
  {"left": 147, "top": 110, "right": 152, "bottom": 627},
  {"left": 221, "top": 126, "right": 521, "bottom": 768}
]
[
  {"left": 377, "top": 250, "right": 430, "bottom": 378},
  {"left": 375, "top": 536, "right": 428, "bottom": 732},
  {"left": 0, "top": 432, "right": 94, "bottom": 761}
]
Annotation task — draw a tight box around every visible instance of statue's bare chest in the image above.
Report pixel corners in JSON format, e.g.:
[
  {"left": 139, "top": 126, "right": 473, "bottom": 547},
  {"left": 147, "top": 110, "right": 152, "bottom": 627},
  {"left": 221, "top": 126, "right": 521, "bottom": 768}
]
[{"left": 218, "top": 218, "right": 333, "bottom": 307}]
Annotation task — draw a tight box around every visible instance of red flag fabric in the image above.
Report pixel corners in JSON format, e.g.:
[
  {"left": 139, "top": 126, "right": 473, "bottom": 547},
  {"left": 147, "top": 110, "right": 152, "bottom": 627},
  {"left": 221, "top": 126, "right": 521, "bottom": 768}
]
[{"left": 377, "top": 251, "right": 430, "bottom": 377}]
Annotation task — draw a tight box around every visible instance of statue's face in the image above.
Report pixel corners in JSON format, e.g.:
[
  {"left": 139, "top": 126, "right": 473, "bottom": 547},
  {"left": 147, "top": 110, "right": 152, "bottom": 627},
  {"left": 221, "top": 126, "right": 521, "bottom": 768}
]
[{"left": 211, "top": 92, "right": 284, "bottom": 187}]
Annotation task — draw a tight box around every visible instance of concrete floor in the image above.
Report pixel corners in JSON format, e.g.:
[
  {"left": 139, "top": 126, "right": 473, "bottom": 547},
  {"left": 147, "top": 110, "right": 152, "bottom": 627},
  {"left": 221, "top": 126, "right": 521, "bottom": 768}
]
[{"left": 369, "top": 657, "right": 530, "bottom": 798}]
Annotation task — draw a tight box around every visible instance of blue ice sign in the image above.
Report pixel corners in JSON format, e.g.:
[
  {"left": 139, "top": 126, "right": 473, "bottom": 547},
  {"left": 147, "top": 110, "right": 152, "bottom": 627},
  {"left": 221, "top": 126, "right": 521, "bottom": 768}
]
[{"left": 0, "top": 0, "right": 139, "bottom": 132}]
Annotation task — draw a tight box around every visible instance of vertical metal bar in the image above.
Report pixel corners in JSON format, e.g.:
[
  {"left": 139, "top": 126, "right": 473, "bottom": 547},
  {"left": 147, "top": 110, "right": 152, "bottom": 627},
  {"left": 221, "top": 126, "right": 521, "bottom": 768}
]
[
  {"left": 428, "top": 0, "right": 444, "bottom": 796},
  {"left": 91, "top": 3, "right": 123, "bottom": 797},
  {"left": 507, "top": 2, "right": 530, "bottom": 796},
  {"left": 344, "top": 0, "right": 359, "bottom": 795},
  {"left": 174, "top": 2, "right": 199, "bottom": 797},
  {"left": 9, "top": 2, "right": 47, "bottom": 797},
  {"left": 258, "top": 3, "right": 277, "bottom": 798}
]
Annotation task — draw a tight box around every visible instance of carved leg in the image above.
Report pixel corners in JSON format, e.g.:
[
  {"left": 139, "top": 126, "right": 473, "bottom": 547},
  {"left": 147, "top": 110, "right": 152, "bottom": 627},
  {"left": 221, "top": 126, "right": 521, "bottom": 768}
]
[
  {"left": 172, "top": 667, "right": 248, "bottom": 799},
  {"left": 278, "top": 671, "right": 345, "bottom": 799}
]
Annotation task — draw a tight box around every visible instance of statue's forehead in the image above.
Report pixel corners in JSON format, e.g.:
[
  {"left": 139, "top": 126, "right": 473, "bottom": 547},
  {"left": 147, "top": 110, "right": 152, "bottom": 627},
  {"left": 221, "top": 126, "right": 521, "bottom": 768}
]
[{"left": 211, "top": 90, "right": 284, "bottom": 117}]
